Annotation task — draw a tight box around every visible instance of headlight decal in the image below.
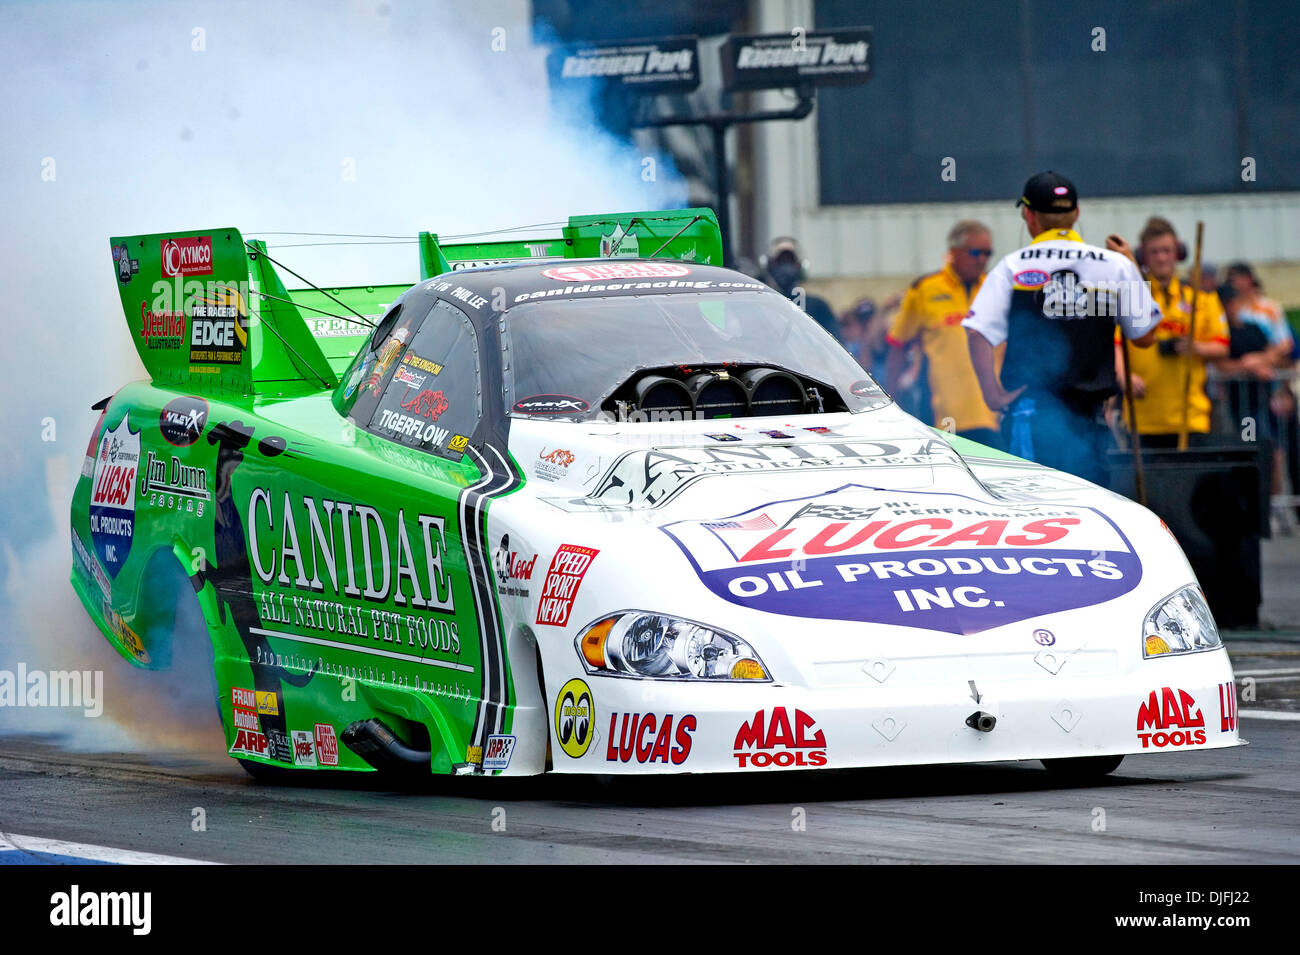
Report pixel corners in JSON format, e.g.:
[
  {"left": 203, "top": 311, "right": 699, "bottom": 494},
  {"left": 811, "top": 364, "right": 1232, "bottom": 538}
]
[{"left": 575, "top": 611, "right": 770, "bottom": 681}]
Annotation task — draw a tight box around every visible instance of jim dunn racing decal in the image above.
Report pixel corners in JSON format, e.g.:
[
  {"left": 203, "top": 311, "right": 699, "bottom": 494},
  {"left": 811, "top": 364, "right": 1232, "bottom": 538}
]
[{"left": 661, "top": 485, "right": 1143, "bottom": 635}]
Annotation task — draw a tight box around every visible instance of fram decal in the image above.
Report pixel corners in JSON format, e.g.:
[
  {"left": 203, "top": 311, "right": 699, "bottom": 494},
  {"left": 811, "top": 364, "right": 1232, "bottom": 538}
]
[
  {"left": 661, "top": 486, "right": 1142, "bottom": 634},
  {"left": 605, "top": 713, "right": 696, "bottom": 765},
  {"left": 88, "top": 418, "right": 139, "bottom": 578},
  {"left": 1137, "top": 687, "right": 1206, "bottom": 749},
  {"left": 733, "top": 707, "right": 826, "bottom": 768},
  {"left": 536, "top": 544, "right": 598, "bottom": 627}
]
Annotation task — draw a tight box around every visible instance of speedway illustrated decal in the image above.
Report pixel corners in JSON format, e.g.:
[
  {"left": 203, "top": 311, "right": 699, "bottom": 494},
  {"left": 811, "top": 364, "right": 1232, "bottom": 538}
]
[{"left": 661, "top": 486, "right": 1142, "bottom": 634}]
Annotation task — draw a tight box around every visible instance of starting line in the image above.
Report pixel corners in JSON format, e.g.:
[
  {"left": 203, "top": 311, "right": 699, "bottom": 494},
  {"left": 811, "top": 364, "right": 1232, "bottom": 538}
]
[{"left": 0, "top": 833, "right": 217, "bottom": 865}]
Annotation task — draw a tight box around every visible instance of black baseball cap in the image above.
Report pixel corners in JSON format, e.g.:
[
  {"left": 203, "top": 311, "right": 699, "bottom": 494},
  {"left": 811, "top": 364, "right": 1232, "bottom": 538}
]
[{"left": 1016, "top": 171, "right": 1078, "bottom": 213}]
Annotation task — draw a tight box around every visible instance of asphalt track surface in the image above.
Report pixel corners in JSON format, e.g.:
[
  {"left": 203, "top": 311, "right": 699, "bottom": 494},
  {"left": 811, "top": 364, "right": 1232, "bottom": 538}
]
[
  {"left": 0, "top": 638, "right": 1296, "bottom": 865},
  {"left": 4, "top": 534, "right": 1299, "bottom": 865}
]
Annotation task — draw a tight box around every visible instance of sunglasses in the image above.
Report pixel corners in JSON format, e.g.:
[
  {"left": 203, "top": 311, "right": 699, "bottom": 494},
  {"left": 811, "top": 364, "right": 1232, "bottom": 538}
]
[{"left": 963, "top": 248, "right": 994, "bottom": 258}]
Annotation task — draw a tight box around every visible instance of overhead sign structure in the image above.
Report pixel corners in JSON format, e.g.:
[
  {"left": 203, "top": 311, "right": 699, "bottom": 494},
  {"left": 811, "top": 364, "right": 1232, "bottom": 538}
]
[
  {"left": 547, "top": 36, "right": 700, "bottom": 95},
  {"left": 720, "top": 28, "right": 873, "bottom": 91}
]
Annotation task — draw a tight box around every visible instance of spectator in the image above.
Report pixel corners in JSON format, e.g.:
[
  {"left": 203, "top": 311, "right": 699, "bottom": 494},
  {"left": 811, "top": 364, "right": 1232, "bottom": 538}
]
[
  {"left": 838, "top": 299, "right": 869, "bottom": 362},
  {"left": 888, "top": 220, "right": 1001, "bottom": 446},
  {"left": 1116, "top": 216, "right": 1229, "bottom": 448},
  {"left": 762, "top": 236, "right": 840, "bottom": 341},
  {"left": 1226, "top": 262, "right": 1296, "bottom": 369}
]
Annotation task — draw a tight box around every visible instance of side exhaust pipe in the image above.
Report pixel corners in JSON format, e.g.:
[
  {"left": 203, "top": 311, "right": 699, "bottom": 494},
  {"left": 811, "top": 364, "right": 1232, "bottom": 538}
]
[
  {"left": 965, "top": 711, "right": 997, "bottom": 733},
  {"left": 342, "top": 718, "right": 431, "bottom": 773}
]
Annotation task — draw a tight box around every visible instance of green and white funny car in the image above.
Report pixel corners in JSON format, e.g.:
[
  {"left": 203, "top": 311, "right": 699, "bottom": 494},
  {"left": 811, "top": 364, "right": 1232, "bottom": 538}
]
[{"left": 72, "top": 209, "right": 1240, "bottom": 780}]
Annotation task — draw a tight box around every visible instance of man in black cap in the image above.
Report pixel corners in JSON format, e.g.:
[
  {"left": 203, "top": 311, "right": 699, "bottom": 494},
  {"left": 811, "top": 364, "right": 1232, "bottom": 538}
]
[
  {"left": 962, "top": 171, "right": 1160, "bottom": 484},
  {"left": 763, "top": 236, "right": 841, "bottom": 342}
]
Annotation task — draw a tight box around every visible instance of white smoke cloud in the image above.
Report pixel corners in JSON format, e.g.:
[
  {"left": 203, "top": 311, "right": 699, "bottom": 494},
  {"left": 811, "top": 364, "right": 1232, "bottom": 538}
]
[{"left": 0, "top": 0, "right": 684, "bottom": 750}]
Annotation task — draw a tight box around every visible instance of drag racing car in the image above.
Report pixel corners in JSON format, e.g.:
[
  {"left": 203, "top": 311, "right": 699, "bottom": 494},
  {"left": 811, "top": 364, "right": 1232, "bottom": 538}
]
[{"left": 71, "top": 208, "right": 1241, "bottom": 781}]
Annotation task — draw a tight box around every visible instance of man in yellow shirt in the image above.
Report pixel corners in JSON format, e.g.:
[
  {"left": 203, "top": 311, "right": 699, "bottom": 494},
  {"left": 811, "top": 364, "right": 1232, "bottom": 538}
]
[
  {"left": 886, "top": 220, "right": 1000, "bottom": 447},
  {"left": 1117, "top": 217, "right": 1229, "bottom": 447}
]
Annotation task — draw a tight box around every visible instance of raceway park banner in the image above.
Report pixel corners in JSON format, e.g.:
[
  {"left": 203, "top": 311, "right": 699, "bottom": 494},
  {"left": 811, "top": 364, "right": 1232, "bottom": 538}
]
[{"left": 661, "top": 486, "right": 1142, "bottom": 635}]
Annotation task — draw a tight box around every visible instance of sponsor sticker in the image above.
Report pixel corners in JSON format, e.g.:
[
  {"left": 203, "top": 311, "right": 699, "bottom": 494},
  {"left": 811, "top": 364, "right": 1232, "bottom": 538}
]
[
  {"left": 493, "top": 534, "right": 537, "bottom": 597},
  {"left": 535, "top": 447, "right": 576, "bottom": 482},
  {"left": 112, "top": 243, "right": 139, "bottom": 284},
  {"left": 661, "top": 486, "right": 1142, "bottom": 634},
  {"left": 393, "top": 366, "right": 426, "bottom": 389},
  {"left": 255, "top": 690, "right": 279, "bottom": 715},
  {"left": 483, "top": 734, "right": 516, "bottom": 772},
  {"left": 230, "top": 728, "right": 269, "bottom": 758},
  {"left": 161, "top": 235, "right": 214, "bottom": 277},
  {"left": 158, "top": 396, "right": 208, "bottom": 447},
  {"left": 705, "top": 432, "right": 741, "bottom": 442},
  {"left": 536, "top": 544, "right": 599, "bottom": 627},
  {"left": 512, "top": 394, "right": 590, "bottom": 416},
  {"left": 1137, "top": 687, "right": 1206, "bottom": 749},
  {"left": 89, "top": 418, "right": 139, "bottom": 578},
  {"left": 605, "top": 713, "right": 696, "bottom": 765},
  {"left": 315, "top": 723, "right": 339, "bottom": 766},
  {"left": 542, "top": 262, "right": 692, "bottom": 281},
  {"left": 1218, "top": 682, "right": 1237, "bottom": 733},
  {"left": 291, "top": 729, "right": 317, "bottom": 767},
  {"left": 733, "top": 707, "right": 826, "bottom": 768},
  {"left": 400, "top": 388, "right": 449, "bottom": 421},
  {"left": 554, "top": 678, "right": 594, "bottom": 758}
]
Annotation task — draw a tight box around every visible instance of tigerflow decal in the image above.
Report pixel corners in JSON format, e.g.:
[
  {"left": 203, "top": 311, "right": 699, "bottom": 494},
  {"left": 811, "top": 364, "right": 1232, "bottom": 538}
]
[
  {"left": 1137, "top": 687, "right": 1206, "bottom": 749},
  {"left": 662, "top": 486, "right": 1142, "bottom": 634},
  {"left": 88, "top": 418, "right": 140, "bottom": 578}
]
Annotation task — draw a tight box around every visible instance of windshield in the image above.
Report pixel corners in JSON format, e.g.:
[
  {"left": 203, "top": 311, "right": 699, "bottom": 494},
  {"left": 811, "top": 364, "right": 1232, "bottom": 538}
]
[{"left": 504, "top": 290, "right": 886, "bottom": 420}]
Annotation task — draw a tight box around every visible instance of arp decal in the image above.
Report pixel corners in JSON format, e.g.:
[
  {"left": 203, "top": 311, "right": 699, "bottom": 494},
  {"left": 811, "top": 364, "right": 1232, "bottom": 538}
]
[
  {"left": 536, "top": 544, "right": 598, "bottom": 627},
  {"left": 554, "top": 678, "right": 594, "bottom": 758},
  {"left": 88, "top": 417, "right": 139, "bottom": 578},
  {"left": 159, "top": 395, "right": 208, "bottom": 447},
  {"left": 1137, "top": 687, "right": 1206, "bottom": 749},
  {"left": 733, "top": 707, "right": 826, "bottom": 768},
  {"left": 605, "top": 713, "right": 696, "bottom": 765},
  {"left": 230, "top": 728, "right": 269, "bottom": 758},
  {"left": 512, "top": 394, "right": 590, "bottom": 416},
  {"left": 662, "top": 486, "right": 1142, "bottom": 634},
  {"left": 483, "top": 734, "right": 516, "bottom": 772}
]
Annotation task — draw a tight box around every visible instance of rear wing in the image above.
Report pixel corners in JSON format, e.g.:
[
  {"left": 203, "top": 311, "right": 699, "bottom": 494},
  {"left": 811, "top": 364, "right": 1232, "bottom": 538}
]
[
  {"left": 417, "top": 208, "right": 722, "bottom": 279},
  {"left": 111, "top": 209, "right": 720, "bottom": 396}
]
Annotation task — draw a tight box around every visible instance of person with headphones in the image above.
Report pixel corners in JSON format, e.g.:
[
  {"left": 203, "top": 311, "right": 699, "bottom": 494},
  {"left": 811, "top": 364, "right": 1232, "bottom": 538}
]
[
  {"left": 762, "top": 236, "right": 841, "bottom": 342},
  {"left": 885, "top": 219, "right": 1001, "bottom": 447},
  {"left": 1114, "top": 216, "right": 1229, "bottom": 448},
  {"left": 962, "top": 171, "right": 1160, "bottom": 484}
]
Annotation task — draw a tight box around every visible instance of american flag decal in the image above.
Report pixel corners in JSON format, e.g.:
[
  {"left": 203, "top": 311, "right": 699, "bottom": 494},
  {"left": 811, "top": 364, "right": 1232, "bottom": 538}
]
[{"left": 704, "top": 513, "right": 776, "bottom": 531}]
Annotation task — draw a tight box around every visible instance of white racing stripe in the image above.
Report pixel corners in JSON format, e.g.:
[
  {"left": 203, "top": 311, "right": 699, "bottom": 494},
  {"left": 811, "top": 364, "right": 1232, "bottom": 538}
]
[
  {"left": 0, "top": 833, "right": 218, "bottom": 865},
  {"left": 1237, "top": 710, "right": 1300, "bottom": 721}
]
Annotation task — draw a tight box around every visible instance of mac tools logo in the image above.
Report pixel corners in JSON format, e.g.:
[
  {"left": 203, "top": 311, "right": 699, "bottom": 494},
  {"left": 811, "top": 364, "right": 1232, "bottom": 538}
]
[{"left": 661, "top": 486, "right": 1142, "bottom": 634}]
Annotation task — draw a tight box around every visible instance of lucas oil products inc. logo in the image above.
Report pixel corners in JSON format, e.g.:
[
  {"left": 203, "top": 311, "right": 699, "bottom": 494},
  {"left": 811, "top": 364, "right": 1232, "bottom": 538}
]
[{"left": 89, "top": 418, "right": 139, "bottom": 578}]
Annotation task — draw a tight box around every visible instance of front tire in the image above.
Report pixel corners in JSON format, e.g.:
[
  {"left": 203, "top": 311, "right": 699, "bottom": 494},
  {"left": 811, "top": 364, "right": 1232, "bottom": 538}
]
[{"left": 1040, "top": 754, "right": 1124, "bottom": 779}]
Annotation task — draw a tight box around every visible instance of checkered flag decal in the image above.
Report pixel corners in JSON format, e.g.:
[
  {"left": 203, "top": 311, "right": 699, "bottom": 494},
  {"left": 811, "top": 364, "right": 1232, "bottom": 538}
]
[{"left": 787, "top": 502, "right": 881, "bottom": 523}]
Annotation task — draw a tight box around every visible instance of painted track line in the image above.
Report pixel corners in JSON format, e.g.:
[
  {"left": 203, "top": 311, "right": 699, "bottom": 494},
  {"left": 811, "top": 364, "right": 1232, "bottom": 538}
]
[{"left": 0, "top": 833, "right": 218, "bottom": 865}]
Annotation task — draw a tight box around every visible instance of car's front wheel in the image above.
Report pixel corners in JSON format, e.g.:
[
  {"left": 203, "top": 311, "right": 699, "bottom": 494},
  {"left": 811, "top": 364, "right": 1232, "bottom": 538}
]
[{"left": 1040, "top": 754, "right": 1124, "bottom": 779}]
